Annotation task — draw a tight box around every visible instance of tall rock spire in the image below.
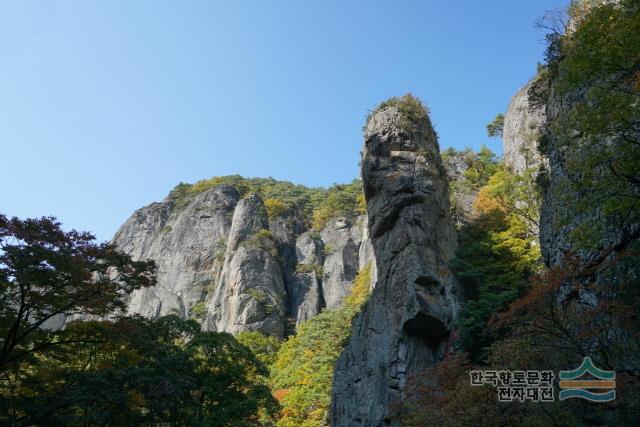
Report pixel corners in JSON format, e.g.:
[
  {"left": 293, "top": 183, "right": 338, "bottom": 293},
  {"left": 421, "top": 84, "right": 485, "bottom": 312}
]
[{"left": 330, "top": 95, "right": 460, "bottom": 426}]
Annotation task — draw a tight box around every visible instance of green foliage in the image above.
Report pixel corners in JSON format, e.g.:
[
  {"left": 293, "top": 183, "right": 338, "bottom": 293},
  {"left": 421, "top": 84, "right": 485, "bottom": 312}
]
[
  {"left": 270, "top": 264, "right": 372, "bottom": 426},
  {"left": 485, "top": 113, "right": 504, "bottom": 138},
  {"left": 1, "top": 315, "right": 278, "bottom": 426},
  {"left": 451, "top": 167, "right": 541, "bottom": 360},
  {"left": 535, "top": 0, "right": 640, "bottom": 249},
  {"left": 168, "top": 175, "right": 365, "bottom": 231},
  {"left": 190, "top": 301, "right": 207, "bottom": 321},
  {"left": 367, "top": 93, "right": 429, "bottom": 132},
  {"left": 478, "top": 166, "right": 541, "bottom": 234},
  {"left": 214, "top": 236, "right": 227, "bottom": 262},
  {"left": 255, "top": 229, "right": 273, "bottom": 240},
  {"left": 0, "top": 215, "right": 156, "bottom": 373},
  {"left": 246, "top": 288, "right": 268, "bottom": 305},
  {"left": 168, "top": 175, "right": 323, "bottom": 217},
  {"left": 244, "top": 230, "right": 279, "bottom": 260},
  {"left": 236, "top": 331, "right": 282, "bottom": 368},
  {"left": 311, "top": 180, "right": 365, "bottom": 231},
  {"left": 441, "top": 146, "right": 500, "bottom": 225},
  {"left": 442, "top": 146, "right": 499, "bottom": 193},
  {"left": 295, "top": 263, "right": 316, "bottom": 274},
  {"left": 0, "top": 216, "right": 277, "bottom": 426},
  {"left": 462, "top": 146, "right": 499, "bottom": 189}
]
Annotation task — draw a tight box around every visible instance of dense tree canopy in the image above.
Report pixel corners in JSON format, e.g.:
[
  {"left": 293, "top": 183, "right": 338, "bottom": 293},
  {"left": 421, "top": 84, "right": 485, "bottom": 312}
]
[
  {"left": 270, "top": 264, "right": 372, "bottom": 427},
  {"left": 0, "top": 215, "right": 156, "bottom": 373},
  {"left": 451, "top": 166, "right": 542, "bottom": 360},
  {"left": 0, "top": 215, "right": 278, "bottom": 426}
]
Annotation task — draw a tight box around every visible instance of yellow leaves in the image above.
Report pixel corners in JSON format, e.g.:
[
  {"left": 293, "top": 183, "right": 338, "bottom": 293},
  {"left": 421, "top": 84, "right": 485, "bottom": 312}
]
[
  {"left": 473, "top": 186, "right": 505, "bottom": 216},
  {"left": 274, "top": 388, "right": 290, "bottom": 402},
  {"left": 343, "top": 263, "right": 372, "bottom": 312},
  {"left": 270, "top": 264, "right": 373, "bottom": 426},
  {"left": 311, "top": 181, "right": 364, "bottom": 231},
  {"left": 311, "top": 207, "right": 333, "bottom": 231},
  {"left": 356, "top": 193, "right": 367, "bottom": 215},
  {"left": 265, "top": 198, "right": 290, "bottom": 219}
]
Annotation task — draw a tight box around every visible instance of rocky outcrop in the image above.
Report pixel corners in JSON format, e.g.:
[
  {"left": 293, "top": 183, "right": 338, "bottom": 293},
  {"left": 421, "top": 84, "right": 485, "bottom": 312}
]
[
  {"left": 204, "top": 195, "right": 287, "bottom": 337},
  {"left": 502, "top": 79, "right": 546, "bottom": 175},
  {"left": 121, "top": 186, "right": 239, "bottom": 318},
  {"left": 289, "top": 232, "right": 324, "bottom": 325},
  {"left": 442, "top": 150, "right": 479, "bottom": 227},
  {"left": 539, "top": 86, "right": 639, "bottom": 270},
  {"left": 320, "top": 217, "right": 363, "bottom": 309},
  {"left": 110, "top": 182, "right": 375, "bottom": 334},
  {"left": 331, "top": 99, "right": 460, "bottom": 426}
]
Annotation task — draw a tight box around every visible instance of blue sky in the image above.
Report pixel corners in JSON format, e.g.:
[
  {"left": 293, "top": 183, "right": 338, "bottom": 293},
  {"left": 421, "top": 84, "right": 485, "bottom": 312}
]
[{"left": 1, "top": 0, "right": 565, "bottom": 241}]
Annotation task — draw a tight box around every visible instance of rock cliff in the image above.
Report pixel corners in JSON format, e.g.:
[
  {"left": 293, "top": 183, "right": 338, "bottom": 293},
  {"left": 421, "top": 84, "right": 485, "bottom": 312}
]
[
  {"left": 539, "top": 82, "right": 639, "bottom": 271},
  {"left": 121, "top": 185, "right": 238, "bottom": 318},
  {"left": 330, "top": 97, "right": 460, "bottom": 426},
  {"left": 112, "top": 184, "right": 375, "bottom": 337},
  {"left": 502, "top": 79, "right": 546, "bottom": 175},
  {"left": 204, "top": 195, "right": 286, "bottom": 336}
]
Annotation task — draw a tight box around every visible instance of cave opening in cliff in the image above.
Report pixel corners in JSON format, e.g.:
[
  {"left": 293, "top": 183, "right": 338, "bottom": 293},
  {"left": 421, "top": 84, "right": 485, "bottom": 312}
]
[{"left": 402, "top": 311, "right": 450, "bottom": 375}]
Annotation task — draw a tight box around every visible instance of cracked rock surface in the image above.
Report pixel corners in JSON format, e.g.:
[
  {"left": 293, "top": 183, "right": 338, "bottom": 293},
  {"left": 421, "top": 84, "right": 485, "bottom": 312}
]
[
  {"left": 330, "top": 103, "right": 460, "bottom": 426},
  {"left": 106, "top": 188, "right": 375, "bottom": 335}
]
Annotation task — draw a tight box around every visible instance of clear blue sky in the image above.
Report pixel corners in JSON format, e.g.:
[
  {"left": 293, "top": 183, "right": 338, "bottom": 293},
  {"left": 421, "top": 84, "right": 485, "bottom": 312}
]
[{"left": 1, "top": 0, "right": 565, "bottom": 242}]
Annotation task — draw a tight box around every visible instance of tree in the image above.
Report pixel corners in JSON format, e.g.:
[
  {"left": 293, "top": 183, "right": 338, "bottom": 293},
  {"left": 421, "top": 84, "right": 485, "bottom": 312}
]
[
  {"left": 486, "top": 114, "right": 504, "bottom": 138},
  {"left": 311, "top": 180, "right": 364, "bottom": 231},
  {"left": 0, "top": 215, "right": 156, "bottom": 373},
  {"left": 270, "top": 264, "right": 372, "bottom": 426},
  {"left": 4, "top": 316, "right": 279, "bottom": 426},
  {"left": 532, "top": 0, "right": 640, "bottom": 249},
  {"left": 463, "top": 145, "right": 499, "bottom": 189},
  {"left": 451, "top": 167, "right": 541, "bottom": 360},
  {"left": 237, "top": 331, "right": 282, "bottom": 368},
  {"left": 478, "top": 166, "right": 541, "bottom": 234},
  {"left": 402, "top": 248, "right": 640, "bottom": 426}
]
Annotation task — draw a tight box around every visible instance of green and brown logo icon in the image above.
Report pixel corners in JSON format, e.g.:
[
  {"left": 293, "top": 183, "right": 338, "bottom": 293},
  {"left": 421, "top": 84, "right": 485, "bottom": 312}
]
[{"left": 559, "top": 357, "right": 616, "bottom": 402}]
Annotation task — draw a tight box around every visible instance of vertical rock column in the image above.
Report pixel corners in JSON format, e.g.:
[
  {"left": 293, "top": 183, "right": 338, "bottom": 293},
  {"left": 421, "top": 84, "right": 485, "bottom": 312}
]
[
  {"left": 330, "top": 98, "right": 459, "bottom": 426},
  {"left": 204, "top": 195, "right": 287, "bottom": 338},
  {"left": 502, "top": 79, "right": 546, "bottom": 176}
]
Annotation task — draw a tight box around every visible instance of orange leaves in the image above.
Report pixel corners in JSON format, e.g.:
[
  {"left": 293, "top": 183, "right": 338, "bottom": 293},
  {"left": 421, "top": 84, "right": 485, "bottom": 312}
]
[{"left": 273, "top": 388, "right": 290, "bottom": 402}]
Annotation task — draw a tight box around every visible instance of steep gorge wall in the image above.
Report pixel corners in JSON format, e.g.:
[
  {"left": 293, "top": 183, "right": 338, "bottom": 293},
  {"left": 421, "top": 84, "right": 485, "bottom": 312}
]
[
  {"left": 539, "top": 80, "right": 640, "bottom": 270},
  {"left": 330, "top": 101, "right": 459, "bottom": 426}
]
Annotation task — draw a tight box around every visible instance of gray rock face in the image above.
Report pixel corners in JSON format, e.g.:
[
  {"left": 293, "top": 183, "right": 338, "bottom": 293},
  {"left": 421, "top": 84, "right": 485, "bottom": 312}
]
[
  {"left": 204, "top": 195, "right": 287, "bottom": 337},
  {"left": 290, "top": 231, "right": 324, "bottom": 325},
  {"left": 539, "top": 84, "right": 639, "bottom": 270},
  {"left": 321, "top": 217, "right": 363, "bottom": 309},
  {"left": 502, "top": 79, "right": 546, "bottom": 175},
  {"left": 331, "top": 104, "right": 459, "bottom": 426},
  {"left": 290, "top": 271, "right": 323, "bottom": 325},
  {"left": 121, "top": 186, "right": 239, "bottom": 318},
  {"left": 112, "top": 182, "right": 376, "bottom": 335},
  {"left": 442, "top": 151, "right": 479, "bottom": 227}
]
